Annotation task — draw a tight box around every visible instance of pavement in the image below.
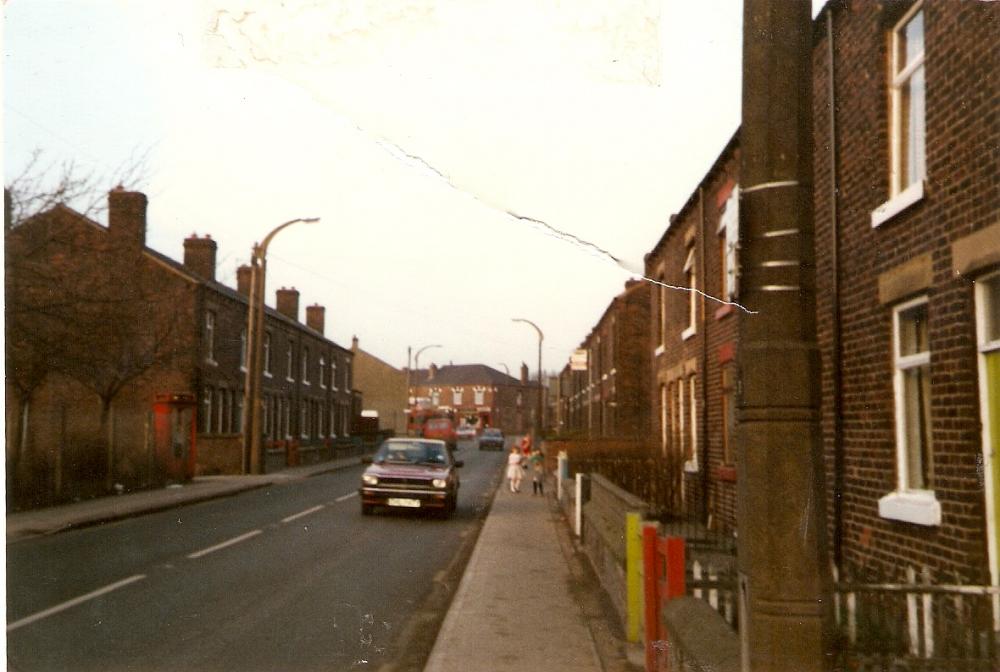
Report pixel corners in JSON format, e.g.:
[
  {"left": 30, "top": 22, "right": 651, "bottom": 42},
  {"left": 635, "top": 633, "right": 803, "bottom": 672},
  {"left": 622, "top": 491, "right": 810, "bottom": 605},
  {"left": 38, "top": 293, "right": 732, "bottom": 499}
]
[
  {"left": 6, "top": 453, "right": 639, "bottom": 672},
  {"left": 5, "top": 454, "right": 364, "bottom": 542},
  {"left": 424, "top": 476, "right": 639, "bottom": 672}
]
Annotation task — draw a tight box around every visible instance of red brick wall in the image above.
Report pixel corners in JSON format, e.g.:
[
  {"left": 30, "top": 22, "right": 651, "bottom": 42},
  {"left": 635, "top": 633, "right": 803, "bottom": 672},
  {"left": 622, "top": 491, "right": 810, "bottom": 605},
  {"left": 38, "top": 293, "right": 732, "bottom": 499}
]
[{"left": 813, "top": 0, "right": 1000, "bottom": 581}]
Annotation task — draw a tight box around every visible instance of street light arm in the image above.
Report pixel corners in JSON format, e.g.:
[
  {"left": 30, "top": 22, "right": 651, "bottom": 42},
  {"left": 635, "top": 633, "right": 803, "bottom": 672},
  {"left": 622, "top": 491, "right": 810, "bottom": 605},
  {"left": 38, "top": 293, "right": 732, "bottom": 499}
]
[
  {"left": 257, "top": 217, "right": 321, "bottom": 257},
  {"left": 511, "top": 317, "right": 544, "bottom": 342}
]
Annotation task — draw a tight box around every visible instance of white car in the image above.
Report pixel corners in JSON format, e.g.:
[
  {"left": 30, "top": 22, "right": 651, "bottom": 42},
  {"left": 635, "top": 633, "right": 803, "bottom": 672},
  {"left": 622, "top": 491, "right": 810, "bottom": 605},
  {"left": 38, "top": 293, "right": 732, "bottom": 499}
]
[{"left": 455, "top": 425, "right": 477, "bottom": 440}]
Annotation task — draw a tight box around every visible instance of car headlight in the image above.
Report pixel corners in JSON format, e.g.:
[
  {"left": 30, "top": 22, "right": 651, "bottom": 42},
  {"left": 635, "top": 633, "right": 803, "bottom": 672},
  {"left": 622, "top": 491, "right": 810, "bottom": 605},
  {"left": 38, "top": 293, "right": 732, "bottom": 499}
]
[
  {"left": 432, "top": 478, "right": 448, "bottom": 489},
  {"left": 362, "top": 474, "right": 378, "bottom": 486}
]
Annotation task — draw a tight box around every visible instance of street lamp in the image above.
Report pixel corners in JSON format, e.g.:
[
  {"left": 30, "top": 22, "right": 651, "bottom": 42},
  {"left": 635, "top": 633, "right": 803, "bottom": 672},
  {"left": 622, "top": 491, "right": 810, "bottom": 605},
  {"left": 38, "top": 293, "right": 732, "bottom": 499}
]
[
  {"left": 511, "top": 318, "right": 544, "bottom": 443},
  {"left": 242, "top": 216, "right": 320, "bottom": 474},
  {"left": 497, "top": 362, "right": 510, "bottom": 375},
  {"left": 407, "top": 344, "right": 442, "bottom": 435}
]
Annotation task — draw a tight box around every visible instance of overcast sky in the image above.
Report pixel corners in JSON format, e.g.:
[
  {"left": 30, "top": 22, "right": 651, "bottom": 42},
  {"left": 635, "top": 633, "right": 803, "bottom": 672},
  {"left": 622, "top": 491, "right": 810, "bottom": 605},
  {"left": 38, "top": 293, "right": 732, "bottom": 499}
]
[{"left": 4, "top": 0, "right": 826, "bottom": 376}]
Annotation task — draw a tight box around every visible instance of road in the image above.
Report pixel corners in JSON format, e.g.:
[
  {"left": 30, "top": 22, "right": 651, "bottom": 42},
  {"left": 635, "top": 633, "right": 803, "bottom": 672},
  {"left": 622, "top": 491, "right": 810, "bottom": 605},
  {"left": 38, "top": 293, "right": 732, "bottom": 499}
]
[{"left": 7, "top": 440, "right": 508, "bottom": 672}]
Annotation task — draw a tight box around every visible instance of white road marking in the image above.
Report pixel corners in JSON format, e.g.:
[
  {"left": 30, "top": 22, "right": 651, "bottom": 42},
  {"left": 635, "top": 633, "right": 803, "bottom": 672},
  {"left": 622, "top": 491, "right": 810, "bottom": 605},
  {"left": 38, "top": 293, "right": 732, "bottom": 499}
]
[
  {"left": 187, "top": 530, "right": 262, "bottom": 559},
  {"left": 335, "top": 492, "right": 358, "bottom": 503},
  {"left": 7, "top": 574, "right": 147, "bottom": 632},
  {"left": 281, "top": 505, "right": 325, "bottom": 524}
]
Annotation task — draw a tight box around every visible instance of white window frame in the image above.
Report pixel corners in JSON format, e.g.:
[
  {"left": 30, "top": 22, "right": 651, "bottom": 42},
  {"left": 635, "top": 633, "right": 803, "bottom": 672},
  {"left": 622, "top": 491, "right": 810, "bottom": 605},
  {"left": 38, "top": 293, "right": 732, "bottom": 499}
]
[
  {"left": 682, "top": 248, "right": 697, "bottom": 340},
  {"left": 660, "top": 383, "right": 668, "bottom": 457},
  {"left": 684, "top": 376, "right": 699, "bottom": 473},
  {"left": 263, "top": 331, "right": 273, "bottom": 377},
  {"left": 656, "top": 268, "right": 667, "bottom": 355},
  {"left": 284, "top": 398, "right": 292, "bottom": 439},
  {"left": 873, "top": 2, "right": 926, "bottom": 227},
  {"left": 344, "top": 358, "right": 351, "bottom": 390},
  {"left": 431, "top": 388, "right": 441, "bottom": 406},
  {"left": 205, "top": 311, "right": 217, "bottom": 364},
  {"left": 203, "top": 386, "right": 213, "bottom": 433},
  {"left": 879, "top": 295, "right": 940, "bottom": 525},
  {"left": 319, "top": 355, "right": 327, "bottom": 388},
  {"left": 453, "top": 387, "right": 464, "bottom": 406},
  {"left": 239, "top": 328, "right": 247, "bottom": 372},
  {"left": 719, "top": 185, "right": 739, "bottom": 300},
  {"left": 286, "top": 342, "right": 295, "bottom": 382},
  {"left": 302, "top": 347, "right": 310, "bottom": 385},
  {"left": 301, "top": 402, "right": 309, "bottom": 438},
  {"left": 331, "top": 359, "right": 338, "bottom": 391},
  {"left": 474, "top": 387, "right": 486, "bottom": 405}
]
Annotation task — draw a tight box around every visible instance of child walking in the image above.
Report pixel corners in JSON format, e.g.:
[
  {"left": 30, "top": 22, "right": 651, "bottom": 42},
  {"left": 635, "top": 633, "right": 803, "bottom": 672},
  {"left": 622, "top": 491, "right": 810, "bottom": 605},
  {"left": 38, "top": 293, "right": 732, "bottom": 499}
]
[
  {"left": 506, "top": 446, "right": 524, "bottom": 493},
  {"left": 530, "top": 450, "right": 545, "bottom": 495}
]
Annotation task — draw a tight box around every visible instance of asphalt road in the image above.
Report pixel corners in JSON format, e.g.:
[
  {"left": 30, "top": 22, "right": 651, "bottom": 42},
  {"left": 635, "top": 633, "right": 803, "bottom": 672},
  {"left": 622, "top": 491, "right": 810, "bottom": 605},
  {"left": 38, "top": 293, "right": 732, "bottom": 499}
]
[{"left": 7, "top": 440, "right": 509, "bottom": 672}]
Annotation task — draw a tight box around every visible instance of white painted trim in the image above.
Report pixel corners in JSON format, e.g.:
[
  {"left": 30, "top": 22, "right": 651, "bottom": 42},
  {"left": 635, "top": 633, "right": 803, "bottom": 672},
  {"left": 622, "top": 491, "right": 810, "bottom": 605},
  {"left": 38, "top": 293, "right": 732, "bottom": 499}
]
[
  {"left": 975, "top": 271, "right": 1000, "bottom": 611},
  {"left": 681, "top": 325, "right": 697, "bottom": 341},
  {"left": 892, "top": 295, "right": 930, "bottom": 491},
  {"left": 683, "top": 460, "right": 699, "bottom": 474},
  {"left": 878, "top": 490, "right": 941, "bottom": 526},
  {"left": 872, "top": 180, "right": 925, "bottom": 228},
  {"left": 654, "top": 345, "right": 665, "bottom": 357}
]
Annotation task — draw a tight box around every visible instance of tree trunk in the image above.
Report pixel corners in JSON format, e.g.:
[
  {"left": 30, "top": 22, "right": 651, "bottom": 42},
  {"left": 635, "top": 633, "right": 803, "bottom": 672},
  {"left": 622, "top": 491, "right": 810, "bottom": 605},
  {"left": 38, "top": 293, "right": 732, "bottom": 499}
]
[{"left": 101, "top": 397, "right": 116, "bottom": 492}]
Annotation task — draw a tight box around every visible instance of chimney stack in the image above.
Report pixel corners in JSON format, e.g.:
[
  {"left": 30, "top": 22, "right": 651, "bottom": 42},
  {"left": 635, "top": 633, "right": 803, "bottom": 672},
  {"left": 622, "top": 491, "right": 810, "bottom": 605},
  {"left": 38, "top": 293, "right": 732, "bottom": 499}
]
[
  {"left": 237, "top": 265, "right": 252, "bottom": 296},
  {"left": 108, "top": 187, "right": 147, "bottom": 249},
  {"left": 351, "top": 335, "right": 359, "bottom": 352},
  {"left": 306, "top": 304, "right": 325, "bottom": 335},
  {"left": 520, "top": 363, "right": 529, "bottom": 384},
  {"left": 183, "top": 233, "right": 217, "bottom": 281},
  {"left": 428, "top": 363, "right": 438, "bottom": 381},
  {"left": 276, "top": 287, "right": 300, "bottom": 321}
]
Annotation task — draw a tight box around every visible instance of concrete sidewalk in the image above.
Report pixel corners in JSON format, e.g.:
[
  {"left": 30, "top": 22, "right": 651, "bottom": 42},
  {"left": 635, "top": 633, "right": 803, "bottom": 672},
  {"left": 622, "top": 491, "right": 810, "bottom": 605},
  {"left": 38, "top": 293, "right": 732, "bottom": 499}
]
[
  {"left": 5, "top": 454, "right": 365, "bottom": 542},
  {"left": 424, "top": 477, "right": 634, "bottom": 672}
]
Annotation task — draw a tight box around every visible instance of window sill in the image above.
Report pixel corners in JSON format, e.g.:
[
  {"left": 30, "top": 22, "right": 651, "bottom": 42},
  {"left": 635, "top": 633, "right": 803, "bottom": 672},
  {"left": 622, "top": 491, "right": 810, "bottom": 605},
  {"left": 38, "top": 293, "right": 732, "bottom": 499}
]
[
  {"left": 681, "top": 325, "right": 697, "bottom": 341},
  {"left": 205, "top": 358, "right": 218, "bottom": 367},
  {"left": 878, "top": 490, "right": 941, "bottom": 526},
  {"left": 871, "top": 180, "right": 924, "bottom": 228},
  {"left": 286, "top": 377, "right": 296, "bottom": 383},
  {"left": 683, "top": 460, "right": 699, "bottom": 474},
  {"left": 654, "top": 345, "right": 665, "bottom": 357},
  {"left": 263, "top": 371, "right": 273, "bottom": 379}
]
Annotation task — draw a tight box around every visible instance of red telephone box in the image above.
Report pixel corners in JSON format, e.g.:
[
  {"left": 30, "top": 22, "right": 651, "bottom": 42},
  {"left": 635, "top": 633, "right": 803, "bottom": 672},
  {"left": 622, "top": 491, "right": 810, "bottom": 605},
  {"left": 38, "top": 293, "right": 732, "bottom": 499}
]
[{"left": 153, "top": 392, "right": 197, "bottom": 482}]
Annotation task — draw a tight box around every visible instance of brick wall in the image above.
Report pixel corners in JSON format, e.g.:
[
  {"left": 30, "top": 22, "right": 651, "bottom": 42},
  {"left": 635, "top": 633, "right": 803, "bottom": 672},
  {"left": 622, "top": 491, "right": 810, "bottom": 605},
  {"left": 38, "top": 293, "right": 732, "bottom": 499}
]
[{"left": 813, "top": 0, "right": 1000, "bottom": 581}]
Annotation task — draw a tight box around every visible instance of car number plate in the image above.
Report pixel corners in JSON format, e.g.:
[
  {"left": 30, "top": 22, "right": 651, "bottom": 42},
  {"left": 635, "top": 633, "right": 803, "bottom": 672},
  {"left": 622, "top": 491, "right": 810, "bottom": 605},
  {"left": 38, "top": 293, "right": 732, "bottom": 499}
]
[{"left": 388, "top": 498, "right": 421, "bottom": 508}]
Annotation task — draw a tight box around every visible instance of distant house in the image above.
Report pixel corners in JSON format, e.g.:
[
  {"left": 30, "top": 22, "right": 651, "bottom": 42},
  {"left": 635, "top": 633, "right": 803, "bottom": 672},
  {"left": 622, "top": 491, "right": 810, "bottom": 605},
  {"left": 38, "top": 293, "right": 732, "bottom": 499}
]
[
  {"left": 350, "top": 336, "right": 407, "bottom": 437},
  {"left": 407, "top": 363, "right": 536, "bottom": 436},
  {"left": 6, "top": 188, "right": 358, "bottom": 508}
]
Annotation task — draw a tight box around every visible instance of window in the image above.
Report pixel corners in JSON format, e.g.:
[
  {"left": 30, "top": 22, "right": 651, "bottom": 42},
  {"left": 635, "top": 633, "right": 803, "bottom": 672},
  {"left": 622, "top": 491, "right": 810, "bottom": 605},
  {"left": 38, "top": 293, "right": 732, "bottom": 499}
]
[
  {"left": 453, "top": 388, "right": 464, "bottom": 406},
  {"left": 216, "top": 389, "right": 225, "bottom": 433},
  {"left": 319, "top": 356, "right": 326, "bottom": 388},
  {"left": 302, "top": 347, "right": 310, "bottom": 384},
  {"left": 235, "top": 392, "right": 243, "bottom": 433},
  {"left": 431, "top": 388, "right": 441, "bottom": 406},
  {"left": 202, "top": 386, "right": 213, "bottom": 433},
  {"left": 240, "top": 328, "right": 247, "bottom": 371},
  {"left": 301, "top": 403, "right": 309, "bottom": 438},
  {"left": 286, "top": 343, "right": 295, "bottom": 381},
  {"left": 874, "top": 3, "right": 926, "bottom": 226},
  {"left": 284, "top": 398, "right": 291, "bottom": 438},
  {"left": 331, "top": 360, "right": 338, "bottom": 390},
  {"left": 263, "top": 331, "right": 273, "bottom": 376},
  {"left": 891, "top": 3, "right": 926, "bottom": 197},
  {"left": 660, "top": 383, "right": 668, "bottom": 457},
  {"left": 880, "top": 296, "right": 938, "bottom": 525},
  {"left": 657, "top": 273, "right": 666, "bottom": 351},
  {"left": 344, "top": 358, "right": 351, "bottom": 390},
  {"left": 685, "top": 376, "right": 698, "bottom": 471},
  {"left": 682, "top": 247, "right": 697, "bottom": 340},
  {"left": 205, "top": 311, "right": 217, "bottom": 363},
  {"left": 718, "top": 185, "right": 739, "bottom": 300},
  {"left": 474, "top": 387, "right": 486, "bottom": 405}
]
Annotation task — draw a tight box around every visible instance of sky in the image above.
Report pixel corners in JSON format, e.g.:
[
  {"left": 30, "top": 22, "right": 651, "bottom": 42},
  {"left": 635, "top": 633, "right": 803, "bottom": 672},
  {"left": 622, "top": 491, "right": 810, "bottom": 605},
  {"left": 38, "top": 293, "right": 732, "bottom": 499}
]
[{"left": 3, "top": 0, "right": 827, "bottom": 376}]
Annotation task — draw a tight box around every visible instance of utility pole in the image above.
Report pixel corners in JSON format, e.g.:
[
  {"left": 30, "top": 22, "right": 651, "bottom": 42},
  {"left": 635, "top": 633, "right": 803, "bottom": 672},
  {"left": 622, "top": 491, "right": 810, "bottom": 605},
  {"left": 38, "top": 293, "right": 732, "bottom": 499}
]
[
  {"left": 736, "top": 1, "right": 831, "bottom": 670},
  {"left": 512, "top": 318, "right": 544, "bottom": 443}
]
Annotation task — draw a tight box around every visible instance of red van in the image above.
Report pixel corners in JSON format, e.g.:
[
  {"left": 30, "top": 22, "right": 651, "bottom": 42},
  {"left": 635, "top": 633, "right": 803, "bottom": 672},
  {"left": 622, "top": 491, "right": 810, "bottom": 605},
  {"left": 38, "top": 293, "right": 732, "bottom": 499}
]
[{"left": 422, "top": 418, "right": 458, "bottom": 451}]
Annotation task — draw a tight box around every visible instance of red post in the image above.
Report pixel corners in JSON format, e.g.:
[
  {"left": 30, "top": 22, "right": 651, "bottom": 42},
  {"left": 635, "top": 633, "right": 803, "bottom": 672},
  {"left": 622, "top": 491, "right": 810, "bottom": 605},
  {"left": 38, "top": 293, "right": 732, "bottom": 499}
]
[
  {"left": 642, "top": 525, "right": 660, "bottom": 672},
  {"left": 665, "top": 536, "right": 686, "bottom": 599}
]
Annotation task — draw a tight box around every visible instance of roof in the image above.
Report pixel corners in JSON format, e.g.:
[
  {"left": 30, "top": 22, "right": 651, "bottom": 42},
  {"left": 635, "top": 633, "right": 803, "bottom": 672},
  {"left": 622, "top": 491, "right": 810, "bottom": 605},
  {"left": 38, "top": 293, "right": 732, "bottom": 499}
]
[
  {"left": 25, "top": 201, "right": 350, "bottom": 354},
  {"left": 411, "top": 364, "right": 521, "bottom": 386}
]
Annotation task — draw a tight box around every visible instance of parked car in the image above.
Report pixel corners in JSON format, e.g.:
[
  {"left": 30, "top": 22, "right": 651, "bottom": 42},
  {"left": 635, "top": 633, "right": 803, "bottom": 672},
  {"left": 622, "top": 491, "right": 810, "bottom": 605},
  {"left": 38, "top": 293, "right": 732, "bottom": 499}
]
[
  {"left": 478, "top": 427, "right": 505, "bottom": 451},
  {"left": 359, "top": 438, "right": 463, "bottom": 517},
  {"left": 423, "top": 417, "right": 458, "bottom": 451},
  {"left": 455, "top": 424, "right": 477, "bottom": 440}
]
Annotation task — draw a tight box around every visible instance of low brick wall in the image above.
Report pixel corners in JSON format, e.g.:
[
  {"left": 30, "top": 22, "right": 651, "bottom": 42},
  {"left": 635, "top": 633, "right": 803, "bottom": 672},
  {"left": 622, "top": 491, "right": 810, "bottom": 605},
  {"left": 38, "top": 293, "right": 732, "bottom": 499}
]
[
  {"left": 581, "top": 473, "right": 649, "bottom": 630},
  {"left": 196, "top": 435, "right": 242, "bottom": 475},
  {"left": 660, "top": 597, "right": 740, "bottom": 672}
]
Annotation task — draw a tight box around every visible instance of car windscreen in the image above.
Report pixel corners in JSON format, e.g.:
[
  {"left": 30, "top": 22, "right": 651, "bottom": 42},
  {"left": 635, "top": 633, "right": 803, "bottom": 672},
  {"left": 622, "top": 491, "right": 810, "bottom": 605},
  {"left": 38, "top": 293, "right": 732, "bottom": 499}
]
[
  {"left": 375, "top": 441, "right": 447, "bottom": 464},
  {"left": 483, "top": 429, "right": 502, "bottom": 437}
]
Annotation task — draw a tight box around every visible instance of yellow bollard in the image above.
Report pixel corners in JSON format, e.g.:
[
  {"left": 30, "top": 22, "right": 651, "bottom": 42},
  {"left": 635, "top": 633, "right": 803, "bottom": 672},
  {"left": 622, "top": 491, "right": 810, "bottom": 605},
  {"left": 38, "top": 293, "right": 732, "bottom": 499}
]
[{"left": 625, "top": 511, "right": 643, "bottom": 643}]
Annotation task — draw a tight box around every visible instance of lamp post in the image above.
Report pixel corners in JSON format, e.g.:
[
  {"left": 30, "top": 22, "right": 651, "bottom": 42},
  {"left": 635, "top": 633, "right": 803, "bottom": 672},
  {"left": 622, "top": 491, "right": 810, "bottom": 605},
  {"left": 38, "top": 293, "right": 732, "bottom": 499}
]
[
  {"left": 511, "top": 318, "right": 544, "bottom": 442},
  {"left": 242, "top": 216, "right": 320, "bottom": 475},
  {"left": 497, "top": 363, "right": 510, "bottom": 375},
  {"left": 407, "top": 344, "right": 441, "bottom": 434}
]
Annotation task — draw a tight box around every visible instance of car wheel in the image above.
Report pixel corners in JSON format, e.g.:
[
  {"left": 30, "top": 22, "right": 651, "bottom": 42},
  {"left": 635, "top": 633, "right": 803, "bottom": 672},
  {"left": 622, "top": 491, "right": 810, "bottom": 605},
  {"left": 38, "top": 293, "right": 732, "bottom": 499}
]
[{"left": 361, "top": 503, "right": 374, "bottom": 516}]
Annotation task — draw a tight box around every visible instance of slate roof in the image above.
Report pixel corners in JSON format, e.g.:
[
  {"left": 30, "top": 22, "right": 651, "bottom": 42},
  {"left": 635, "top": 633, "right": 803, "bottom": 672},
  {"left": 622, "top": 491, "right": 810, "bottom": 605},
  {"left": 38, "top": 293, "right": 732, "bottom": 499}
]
[{"left": 411, "top": 364, "right": 521, "bottom": 387}]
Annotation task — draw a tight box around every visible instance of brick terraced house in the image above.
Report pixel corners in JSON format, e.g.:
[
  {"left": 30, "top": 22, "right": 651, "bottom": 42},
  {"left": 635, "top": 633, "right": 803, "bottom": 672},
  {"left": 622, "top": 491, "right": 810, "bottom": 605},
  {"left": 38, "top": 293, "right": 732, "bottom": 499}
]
[{"left": 6, "top": 189, "right": 358, "bottom": 508}]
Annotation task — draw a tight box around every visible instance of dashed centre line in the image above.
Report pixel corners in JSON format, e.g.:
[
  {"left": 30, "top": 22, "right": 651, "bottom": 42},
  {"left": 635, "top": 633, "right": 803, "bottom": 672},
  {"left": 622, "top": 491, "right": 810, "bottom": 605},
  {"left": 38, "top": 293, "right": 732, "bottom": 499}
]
[
  {"left": 281, "top": 505, "right": 325, "bottom": 523},
  {"left": 7, "top": 574, "right": 147, "bottom": 632},
  {"left": 334, "top": 492, "right": 358, "bottom": 503},
  {"left": 187, "top": 530, "right": 262, "bottom": 559}
]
